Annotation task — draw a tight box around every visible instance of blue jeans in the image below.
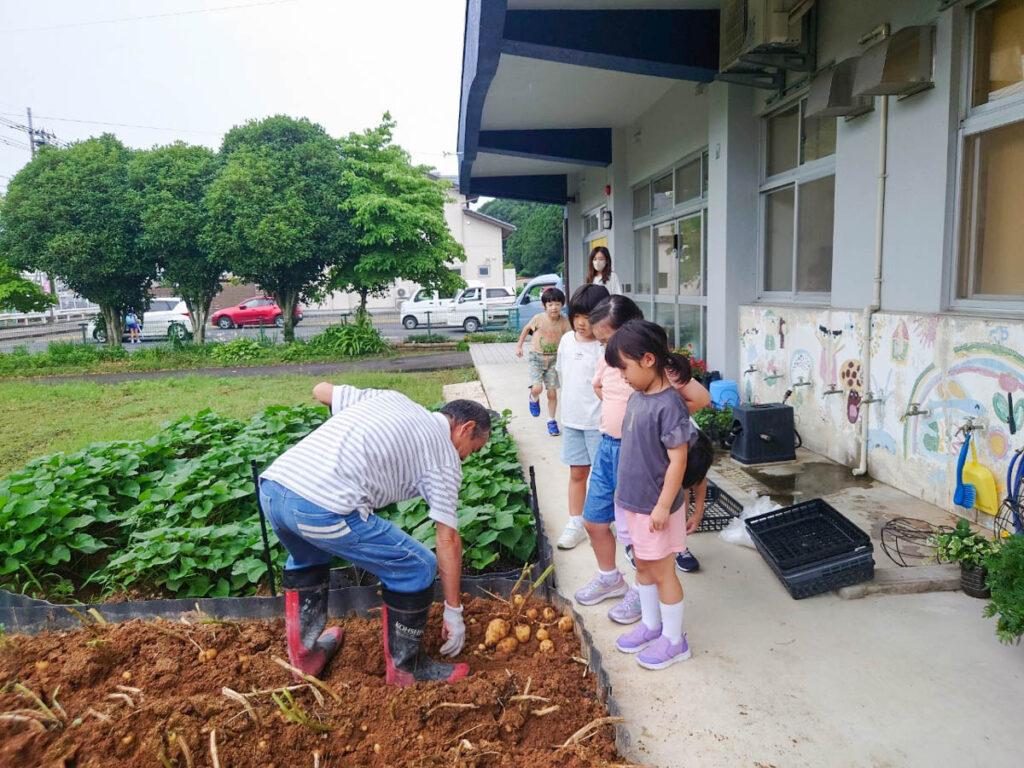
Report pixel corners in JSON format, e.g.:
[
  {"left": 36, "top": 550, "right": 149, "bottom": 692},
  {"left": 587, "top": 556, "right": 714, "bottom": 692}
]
[{"left": 259, "top": 479, "right": 437, "bottom": 593}]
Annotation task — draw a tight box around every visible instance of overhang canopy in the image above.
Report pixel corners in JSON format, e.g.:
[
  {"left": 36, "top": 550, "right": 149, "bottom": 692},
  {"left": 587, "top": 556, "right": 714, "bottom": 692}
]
[{"left": 458, "top": 0, "right": 721, "bottom": 204}]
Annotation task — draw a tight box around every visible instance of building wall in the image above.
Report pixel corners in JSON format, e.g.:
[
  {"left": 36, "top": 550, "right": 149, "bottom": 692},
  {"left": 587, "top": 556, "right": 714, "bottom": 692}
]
[{"left": 739, "top": 304, "right": 1024, "bottom": 522}]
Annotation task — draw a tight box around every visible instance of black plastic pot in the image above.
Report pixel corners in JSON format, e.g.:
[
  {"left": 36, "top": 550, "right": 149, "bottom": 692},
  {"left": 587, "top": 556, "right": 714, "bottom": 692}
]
[{"left": 960, "top": 564, "right": 990, "bottom": 599}]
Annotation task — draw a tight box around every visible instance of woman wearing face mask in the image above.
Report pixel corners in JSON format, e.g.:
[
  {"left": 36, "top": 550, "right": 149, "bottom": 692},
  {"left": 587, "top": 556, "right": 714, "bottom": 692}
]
[{"left": 587, "top": 246, "right": 622, "bottom": 295}]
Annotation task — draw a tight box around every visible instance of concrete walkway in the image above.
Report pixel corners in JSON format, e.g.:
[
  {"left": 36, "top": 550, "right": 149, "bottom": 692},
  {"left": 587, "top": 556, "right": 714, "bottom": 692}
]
[{"left": 471, "top": 343, "right": 1021, "bottom": 768}]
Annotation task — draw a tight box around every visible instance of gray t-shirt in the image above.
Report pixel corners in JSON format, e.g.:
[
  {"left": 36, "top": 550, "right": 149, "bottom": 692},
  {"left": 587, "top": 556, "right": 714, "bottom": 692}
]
[{"left": 615, "top": 386, "right": 697, "bottom": 515}]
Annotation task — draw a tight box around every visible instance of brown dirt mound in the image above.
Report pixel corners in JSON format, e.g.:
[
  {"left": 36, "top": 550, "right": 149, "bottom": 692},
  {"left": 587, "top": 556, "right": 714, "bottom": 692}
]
[{"left": 0, "top": 598, "right": 633, "bottom": 767}]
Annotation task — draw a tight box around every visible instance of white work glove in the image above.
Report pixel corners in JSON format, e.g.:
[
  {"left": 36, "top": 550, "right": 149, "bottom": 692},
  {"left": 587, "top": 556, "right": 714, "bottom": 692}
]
[{"left": 439, "top": 602, "right": 466, "bottom": 657}]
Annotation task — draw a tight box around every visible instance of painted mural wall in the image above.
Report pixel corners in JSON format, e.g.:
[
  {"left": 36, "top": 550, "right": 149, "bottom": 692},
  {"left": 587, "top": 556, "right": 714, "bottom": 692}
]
[{"left": 738, "top": 305, "right": 1024, "bottom": 523}]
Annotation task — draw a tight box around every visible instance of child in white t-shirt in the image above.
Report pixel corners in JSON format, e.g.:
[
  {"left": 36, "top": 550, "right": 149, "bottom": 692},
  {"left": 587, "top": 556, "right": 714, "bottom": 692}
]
[{"left": 553, "top": 283, "right": 610, "bottom": 550}]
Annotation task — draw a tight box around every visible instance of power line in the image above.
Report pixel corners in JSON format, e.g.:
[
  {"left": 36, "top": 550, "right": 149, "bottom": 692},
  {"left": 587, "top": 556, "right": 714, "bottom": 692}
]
[
  {"left": 0, "top": 0, "right": 300, "bottom": 34},
  {"left": 0, "top": 135, "right": 30, "bottom": 150},
  {"left": 0, "top": 111, "right": 219, "bottom": 136}
]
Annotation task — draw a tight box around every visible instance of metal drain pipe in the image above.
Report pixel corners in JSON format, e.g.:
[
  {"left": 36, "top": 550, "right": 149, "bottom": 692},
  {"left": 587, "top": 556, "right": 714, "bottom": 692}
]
[{"left": 854, "top": 24, "right": 890, "bottom": 478}]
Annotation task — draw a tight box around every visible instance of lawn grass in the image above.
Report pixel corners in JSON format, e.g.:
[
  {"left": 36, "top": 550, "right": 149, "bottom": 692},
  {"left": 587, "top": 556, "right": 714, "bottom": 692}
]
[{"left": 0, "top": 368, "right": 476, "bottom": 478}]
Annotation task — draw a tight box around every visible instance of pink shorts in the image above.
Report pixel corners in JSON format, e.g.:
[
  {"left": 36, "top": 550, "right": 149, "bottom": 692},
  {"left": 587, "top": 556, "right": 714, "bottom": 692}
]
[{"left": 618, "top": 504, "right": 687, "bottom": 562}]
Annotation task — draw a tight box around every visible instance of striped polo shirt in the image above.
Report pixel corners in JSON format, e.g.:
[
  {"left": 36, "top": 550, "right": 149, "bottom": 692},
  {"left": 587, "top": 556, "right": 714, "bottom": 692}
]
[{"left": 261, "top": 385, "right": 463, "bottom": 530}]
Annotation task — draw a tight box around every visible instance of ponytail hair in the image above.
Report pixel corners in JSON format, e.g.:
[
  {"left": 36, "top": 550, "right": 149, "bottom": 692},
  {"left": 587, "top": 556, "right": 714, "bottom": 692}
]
[
  {"left": 604, "top": 319, "right": 671, "bottom": 373},
  {"left": 666, "top": 352, "right": 692, "bottom": 385}
]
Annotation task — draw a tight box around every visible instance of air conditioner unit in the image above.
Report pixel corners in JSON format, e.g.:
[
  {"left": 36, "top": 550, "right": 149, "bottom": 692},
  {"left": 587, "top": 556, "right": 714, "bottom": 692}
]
[
  {"left": 396, "top": 287, "right": 408, "bottom": 298},
  {"left": 720, "top": 0, "right": 815, "bottom": 74}
]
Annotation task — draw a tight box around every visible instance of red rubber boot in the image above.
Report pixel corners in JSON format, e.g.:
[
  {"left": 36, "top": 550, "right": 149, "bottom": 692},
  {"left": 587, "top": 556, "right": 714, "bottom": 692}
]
[
  {"left": 381, "top": 587, "right": 469, "bottom": 686},
  {"left": 283, "top": 566, "right": 343, "bottom": 680}
]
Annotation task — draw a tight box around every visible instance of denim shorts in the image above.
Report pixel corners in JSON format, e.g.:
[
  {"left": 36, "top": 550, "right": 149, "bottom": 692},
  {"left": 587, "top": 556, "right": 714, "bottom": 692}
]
[
  {"left": 582, "top": 434, "right": 620, "bottom": 524},
  {"left": 560, "top": 426, "right": 602, "bottom": 466},
  {"left": 259, "top": 478, "right": 437, "bottom": 593}
]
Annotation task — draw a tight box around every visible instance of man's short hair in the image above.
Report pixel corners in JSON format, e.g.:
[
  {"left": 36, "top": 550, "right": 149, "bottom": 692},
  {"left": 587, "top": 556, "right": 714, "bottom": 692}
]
[
  {"left": 440, "top": 399, "right": 492, "bottom": 439},
  {"left": 541, "top": 287, "right": 566, "bottom": 306}
]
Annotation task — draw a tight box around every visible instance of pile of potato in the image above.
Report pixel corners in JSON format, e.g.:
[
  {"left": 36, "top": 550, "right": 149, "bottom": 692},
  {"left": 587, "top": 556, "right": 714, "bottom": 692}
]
[{"left": 477, "top": 603, "right": 575, "bottom": 656}]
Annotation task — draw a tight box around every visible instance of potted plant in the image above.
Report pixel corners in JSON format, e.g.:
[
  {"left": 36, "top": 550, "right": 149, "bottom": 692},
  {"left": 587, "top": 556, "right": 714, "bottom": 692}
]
[
  {"left": 693, "top": 404, "right": 734, "bottom": 449},
  {"left": 930, "top": 519, "right": 996, "bottom": 598},
  {"left": 983, "top": 533, "right": 1024, "bottom": 644}
]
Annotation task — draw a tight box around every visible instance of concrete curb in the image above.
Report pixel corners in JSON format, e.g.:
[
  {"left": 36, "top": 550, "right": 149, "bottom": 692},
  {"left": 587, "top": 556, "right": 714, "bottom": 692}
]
[{"left": 838, "top": 563, "right": 962, "bottom": 599}]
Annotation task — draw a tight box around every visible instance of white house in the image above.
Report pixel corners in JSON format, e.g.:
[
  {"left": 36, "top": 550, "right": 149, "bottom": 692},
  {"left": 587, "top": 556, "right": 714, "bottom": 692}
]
[
  {"left": 458, "top": 0, "right": 1024, "bottom": 523},
  {"left": 309, "top": 178, "right": 515, "bottom": 312}
]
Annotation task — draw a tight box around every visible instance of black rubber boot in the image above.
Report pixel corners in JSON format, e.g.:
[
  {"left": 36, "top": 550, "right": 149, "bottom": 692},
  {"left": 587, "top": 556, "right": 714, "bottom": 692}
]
[
  {"left": 283, "top": 566, "right": 343, "bottom": 680},
  {"left": 381, "top": 586, "right": 469, "bottom": 686}
]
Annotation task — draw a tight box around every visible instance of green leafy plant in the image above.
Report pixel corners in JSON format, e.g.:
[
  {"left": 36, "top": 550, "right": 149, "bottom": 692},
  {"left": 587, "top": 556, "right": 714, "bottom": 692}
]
[
  {"left": 210, "top": 337, "right": 264, "bottom": 364},
  {"left": 984, "top": 534, "right": 1024, "bottom": 644},
  {"left": 405, "top": 333, "right": 450, "bottom": 344},
  {"left": 693, "top": 404, "right": 733, "bottom": 446},
  {"left": 464, "top": 330, "right": 519, "bottom": 344},
  {"left": 303, "top": 320, "right": 389, "bottom": 357},
  {"left": 929, "top": 519, "right": 995, "bottom": 569}
]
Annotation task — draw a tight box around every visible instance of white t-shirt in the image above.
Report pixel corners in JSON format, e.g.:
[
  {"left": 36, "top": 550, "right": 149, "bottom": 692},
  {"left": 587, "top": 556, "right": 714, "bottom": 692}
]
[
  {"left": 261, "top": 386, "right": 463, "bottom": 529},
  {"left": 591, "top": 272, "right": 622, "bottom": 295},
  {"left": 556, "top": 332, "right": 603, "bottom": 430}
]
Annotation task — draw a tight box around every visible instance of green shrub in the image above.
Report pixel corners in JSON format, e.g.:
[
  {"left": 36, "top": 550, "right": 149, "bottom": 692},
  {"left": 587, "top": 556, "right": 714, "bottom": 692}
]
[
  {"left": 305, "top": 321, "right": 389, "bottom": 357},
  {"left": 984, "top": 534, "right": 1024, "bottom": 644},
  {"left": 210, "top": 337, "right": 264, "bottom": 364},
  {"left": 406, "top": 333, "right": 450, "bottom": 344},
  {"left": 930, "top": 519, "right": 996, "bottom": 569}
]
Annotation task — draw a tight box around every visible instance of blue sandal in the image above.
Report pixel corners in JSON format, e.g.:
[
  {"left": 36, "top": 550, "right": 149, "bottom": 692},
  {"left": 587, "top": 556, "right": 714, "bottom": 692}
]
[{"left": 547, "top": 419, "right": 560, "bottom": 436}]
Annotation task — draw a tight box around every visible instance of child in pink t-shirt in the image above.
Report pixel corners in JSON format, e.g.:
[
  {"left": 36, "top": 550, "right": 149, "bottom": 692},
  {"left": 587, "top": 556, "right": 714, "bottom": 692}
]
[{"left": 572, "top": 295, "right": 710, "bottom": 626}]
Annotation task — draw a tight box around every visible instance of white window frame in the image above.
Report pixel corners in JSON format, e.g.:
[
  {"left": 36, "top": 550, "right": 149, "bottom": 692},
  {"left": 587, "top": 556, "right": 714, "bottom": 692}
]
[
  {"left": 630, "top": 148, "right": 710, "bottom": 352},
  {"left": 757, "top": 96, "right": 836, "bottom": 304},
  {"left": 948, "top": 0, "right": 1024, "bottom": 313}
]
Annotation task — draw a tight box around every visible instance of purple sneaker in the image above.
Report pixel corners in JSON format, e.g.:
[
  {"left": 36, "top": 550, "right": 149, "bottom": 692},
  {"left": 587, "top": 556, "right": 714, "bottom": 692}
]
[
  {"left": 607, "top": 588, "right": 642, "bottom": 625},
  {"left": 574, "top": 572, "right": 627, "bottom": 606},
  {"left": 615, "top": 622, "right": 662, "bottom": 653},
  {"left": 636, "top": 633, "right": 691, "bottom": 670}
]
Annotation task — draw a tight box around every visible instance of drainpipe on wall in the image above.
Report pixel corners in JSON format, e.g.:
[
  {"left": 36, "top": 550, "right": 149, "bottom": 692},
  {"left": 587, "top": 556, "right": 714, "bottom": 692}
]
[
  {"left": 854, "top": 23, "right": 890, "bottom": 478},
  {"left": 562, "top": 206, "right": 570, "bottom": 294}
]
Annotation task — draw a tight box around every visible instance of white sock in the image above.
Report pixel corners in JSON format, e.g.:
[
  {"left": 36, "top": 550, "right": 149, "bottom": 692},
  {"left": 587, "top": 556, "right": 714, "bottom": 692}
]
[
  {"left": 567, "top": 515, "right": 584, "bottom": 528},
  {"left": 636, "top": 582, "right": 661, "bottom": 631},
  {"left": 661, "top": 599, "right": 685, "bottom": 644},
  {"left": 598, "top": 567, "right": 620, "bottom": 583}
]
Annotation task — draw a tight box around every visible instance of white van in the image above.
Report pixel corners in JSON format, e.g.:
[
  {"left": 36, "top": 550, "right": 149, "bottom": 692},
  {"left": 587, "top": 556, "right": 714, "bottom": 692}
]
[
  {"left": 446, "top": 285, "right": 516, "bottom": 332},
  {"left": 89, "top": 297, "right": 194, "bottom": 342},
  {"left": 399, "top": 287, "right": 456, "bottom": 330}
]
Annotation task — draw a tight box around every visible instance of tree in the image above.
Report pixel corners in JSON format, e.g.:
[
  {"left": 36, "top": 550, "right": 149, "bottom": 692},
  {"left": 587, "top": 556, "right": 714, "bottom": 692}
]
[
  {"left": 204, "top": 115, "right": 350, "bottom": 342},
  {"left": 326, "top": 114, "right": 464, "bottom": 315},
  {"left": 130, "top": 143, "right": 222, "bottom": 343},
  {"left": 0, "top": 261, "right": 56, "bottom": 313},
  {"left": 0, "top": 135, "right": 153, "bottom": 346},
  {"left": 477, "top": 199, "right": 563, "bottom": 276}
]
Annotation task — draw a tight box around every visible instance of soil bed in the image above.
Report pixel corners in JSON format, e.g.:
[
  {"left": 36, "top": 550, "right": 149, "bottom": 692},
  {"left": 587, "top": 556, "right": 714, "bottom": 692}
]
[{"left": 0, "top": 597, "right": 631, "bottom": 768}]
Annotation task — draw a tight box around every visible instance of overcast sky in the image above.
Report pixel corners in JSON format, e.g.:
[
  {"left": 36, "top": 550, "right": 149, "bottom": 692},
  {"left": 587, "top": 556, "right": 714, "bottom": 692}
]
[{"left": 0, "top": 0, "right": 465, "bottom": 192}]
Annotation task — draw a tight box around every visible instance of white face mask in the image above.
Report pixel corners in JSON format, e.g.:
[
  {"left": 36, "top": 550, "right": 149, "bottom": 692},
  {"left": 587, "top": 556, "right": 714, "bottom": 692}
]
[{"left": 593, "top": 260, "right": 606, "bottom": 271}]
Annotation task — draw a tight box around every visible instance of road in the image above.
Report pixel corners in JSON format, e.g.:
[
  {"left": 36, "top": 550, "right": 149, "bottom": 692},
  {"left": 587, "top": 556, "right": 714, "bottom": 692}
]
[{"left": 0, "top": 312, "right": 470, "bottom": 354}]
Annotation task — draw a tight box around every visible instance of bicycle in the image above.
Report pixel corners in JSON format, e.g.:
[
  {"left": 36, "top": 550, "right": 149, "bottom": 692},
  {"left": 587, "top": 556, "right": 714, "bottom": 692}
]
[{"left": 994, "top": 447, "right": 1024, "bottom": 539}]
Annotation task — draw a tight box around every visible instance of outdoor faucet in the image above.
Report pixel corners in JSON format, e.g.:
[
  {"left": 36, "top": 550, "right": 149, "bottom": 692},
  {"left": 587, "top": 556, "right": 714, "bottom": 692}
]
[
  {"left": 793, "top": 377, "right": 812, "bottom": 388},
  {"left": 861, "top": 391, "right": 880, "bottom": 405},
  {"left": 743, "top": 364, "right": 758, "bottom": 375},
  {"left": 957, "top": 417, "right": 985, "bottom": 435},
  {"left": 899, "top": 402, "right": 930, "bottom": 423},
  {"left": 822, "top": 383, "right": 842, "bottom": 396}
]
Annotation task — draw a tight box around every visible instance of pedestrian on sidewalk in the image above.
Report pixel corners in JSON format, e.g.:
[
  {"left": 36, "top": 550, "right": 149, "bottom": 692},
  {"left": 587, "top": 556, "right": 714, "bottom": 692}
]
[
  {"left": 575, "top": 296, "right": 710, "bottom": 625},
  {"left": 258, "top": 383, "right": 491, "bottom": 685},
  {"left": 555, "top": 283, "right": 610, "bottom": 550},
  {"left": 604, "top": 320, "right": 713, "bottom": 669},
  {"left": 515, "top": 287, "right": 571, "bottom": 436},
  {"left": 124, "top": 309, "right": 141, "bottom": 344}
]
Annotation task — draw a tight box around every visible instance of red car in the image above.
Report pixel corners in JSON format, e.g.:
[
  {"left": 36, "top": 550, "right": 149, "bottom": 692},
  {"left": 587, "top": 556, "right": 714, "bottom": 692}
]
[{"left": 210, "top": 296, "right": 304, "bottom": 329}]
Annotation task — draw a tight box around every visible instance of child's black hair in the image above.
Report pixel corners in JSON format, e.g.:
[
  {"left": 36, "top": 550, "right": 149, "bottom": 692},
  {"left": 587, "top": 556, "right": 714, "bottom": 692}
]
[
  {"left": 567, "top": 283, "right": 610, "bottom": 324},
  {"left": 682, "top": 431, "right": 713, "bottom": 490},
  {"left": 588, "top": 294, "right": 643, "bottom": 331},
  {"left": 604, "top": 319, "right": 669, "bottom": 372},
  {"left": 541, "top": 287, "right": 566, "bottom": 306}
]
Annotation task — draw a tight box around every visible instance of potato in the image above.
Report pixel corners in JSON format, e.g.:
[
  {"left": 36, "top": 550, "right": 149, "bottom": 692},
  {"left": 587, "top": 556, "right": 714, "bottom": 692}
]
[
  {"left": 513, "top": 624, "right": 531, "bottom": 643},
  {"left": 477, "top": 643, "right": 486, "bottom": 652},
  {"left": 557, "top": 616, "right": 574, "bottom": 632},
  {"left": 539, "top": 639, "right": 554, "bottom": 654},
  {"left": 35, "top": 660, "right": 49, "bottom": 673},
  {"left": 541, "top": 607, "right": 557, "bottom": 621},
  {"left": 512, "top": 594, "right": 526, "bottom": 607},
  {"left": 497, "top": 636, "right": 519, "bottom": 654},
  {"left": 484, "top": 618, "right": 510, "bottom": 647},
  {"left": 535, "top": 628, "right": 549, "bottom": 642},
  {"left": 525, "top": 608, "right": 539, "bottom": 621}
]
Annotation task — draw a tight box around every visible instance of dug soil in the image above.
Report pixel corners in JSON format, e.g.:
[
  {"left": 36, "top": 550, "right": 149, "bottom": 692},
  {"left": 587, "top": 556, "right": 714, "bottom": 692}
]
[{"left": 0, "top": 597, "right": 632, "bottom": 767}]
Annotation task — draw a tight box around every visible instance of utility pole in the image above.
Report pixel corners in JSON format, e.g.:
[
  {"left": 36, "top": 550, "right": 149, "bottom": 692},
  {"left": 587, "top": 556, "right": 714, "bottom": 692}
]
[{"left": 26, "top": 107, "right": 57, "bottom": 321}]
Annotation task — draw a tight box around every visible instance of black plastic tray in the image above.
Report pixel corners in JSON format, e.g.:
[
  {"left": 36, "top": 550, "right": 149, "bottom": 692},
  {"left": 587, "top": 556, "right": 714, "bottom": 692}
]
[
  {"left": 691, "top": 482, "right": 743, "bottom": 533},
  {"left": 752, "top": 544, "right": 875, "bottom": 599},
  {"left": 744, "top": 498, "right": 871, "bottom": 570}
]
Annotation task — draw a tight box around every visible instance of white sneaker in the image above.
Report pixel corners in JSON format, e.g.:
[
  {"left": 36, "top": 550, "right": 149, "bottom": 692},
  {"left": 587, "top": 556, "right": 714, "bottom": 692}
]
[{"left": 557, "top": 520, "right": 587, "bottom": 549}]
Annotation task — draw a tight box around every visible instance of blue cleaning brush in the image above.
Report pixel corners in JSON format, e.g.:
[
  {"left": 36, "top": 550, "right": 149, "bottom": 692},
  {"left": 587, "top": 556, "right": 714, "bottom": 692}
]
[{"left": 953, "top": 432, "right": 977, "bottom": 509}]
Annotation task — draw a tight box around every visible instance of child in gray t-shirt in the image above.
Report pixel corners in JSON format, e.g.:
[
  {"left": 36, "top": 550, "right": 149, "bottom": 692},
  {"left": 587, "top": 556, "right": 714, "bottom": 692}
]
[{"left": 603, "top": 319, "right": 713, "bottom": 671}]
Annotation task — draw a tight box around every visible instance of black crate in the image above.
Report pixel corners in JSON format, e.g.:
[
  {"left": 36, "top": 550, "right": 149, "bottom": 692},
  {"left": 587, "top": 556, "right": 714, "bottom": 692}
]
[
  {"left": 690, "top": 482, "right": 743, "bottom": 533},
  {"left": 744, "top": 498, "right": 871, "bottom": 570},
  {"left": 752, "top": 545, "right": 875, "bottom": 599}
]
